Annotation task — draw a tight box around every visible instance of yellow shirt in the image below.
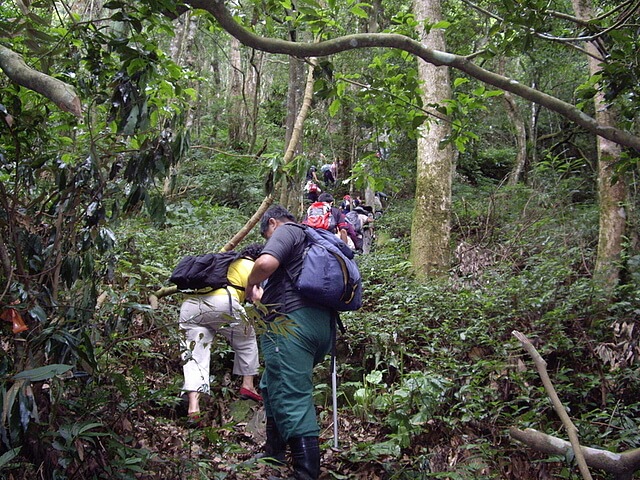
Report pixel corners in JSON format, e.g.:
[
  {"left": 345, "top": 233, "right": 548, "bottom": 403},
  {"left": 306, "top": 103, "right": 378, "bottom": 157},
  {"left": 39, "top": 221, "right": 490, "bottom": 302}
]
[
  {"left": 209, "top": 257, "right": 254, "bottom": 303},
  {"left": 184, "top": 257, "right": 254, "bottom": 302}
]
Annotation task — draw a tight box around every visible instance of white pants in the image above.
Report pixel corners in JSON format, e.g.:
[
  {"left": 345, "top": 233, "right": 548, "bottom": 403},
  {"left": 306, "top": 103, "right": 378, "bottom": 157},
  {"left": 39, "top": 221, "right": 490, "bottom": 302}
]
[{"left": 179, "top": 293, "right": 259, "bottom": 394}]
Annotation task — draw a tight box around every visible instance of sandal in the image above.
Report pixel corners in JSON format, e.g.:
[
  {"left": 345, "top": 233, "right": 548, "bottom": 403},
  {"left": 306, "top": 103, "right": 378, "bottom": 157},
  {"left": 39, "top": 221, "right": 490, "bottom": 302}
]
[
  {"left": 239, "top": 387, "right": 263, "bottom": 403},
  {"left": 186, "top": 412, "right": 207, "bottom": 429}
]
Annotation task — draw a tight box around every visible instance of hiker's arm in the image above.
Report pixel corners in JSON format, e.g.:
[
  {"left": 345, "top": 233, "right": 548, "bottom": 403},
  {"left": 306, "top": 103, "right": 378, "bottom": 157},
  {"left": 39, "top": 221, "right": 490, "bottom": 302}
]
[{"left": 246, "top": 254, "right": 280, "bottom": 302}]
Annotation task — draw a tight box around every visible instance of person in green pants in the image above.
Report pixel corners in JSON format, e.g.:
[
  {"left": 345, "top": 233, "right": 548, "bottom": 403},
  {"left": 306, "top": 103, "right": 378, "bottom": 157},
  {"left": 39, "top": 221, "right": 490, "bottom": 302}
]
[{"left": 246, "top": 205, "right": 332, "bottom": 480}]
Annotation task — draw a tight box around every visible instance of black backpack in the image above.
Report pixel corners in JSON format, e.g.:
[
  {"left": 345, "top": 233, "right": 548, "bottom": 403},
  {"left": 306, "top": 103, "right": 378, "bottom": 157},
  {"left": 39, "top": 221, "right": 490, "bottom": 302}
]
[{"left": 169, "top": 251, "right": 243, "bottom": 292}]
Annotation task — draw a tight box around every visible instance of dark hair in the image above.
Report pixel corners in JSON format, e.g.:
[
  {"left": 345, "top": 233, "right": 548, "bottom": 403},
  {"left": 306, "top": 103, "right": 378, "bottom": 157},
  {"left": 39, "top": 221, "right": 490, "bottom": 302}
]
[
  {"left": 240, "top": 243, "right": 264, "bottom": 260},
  {"left": 318, "top": 193, "right": 334, "bottom": 203},
  {"left": 259, "top": 205, "right": 296, "bottom": 237}
]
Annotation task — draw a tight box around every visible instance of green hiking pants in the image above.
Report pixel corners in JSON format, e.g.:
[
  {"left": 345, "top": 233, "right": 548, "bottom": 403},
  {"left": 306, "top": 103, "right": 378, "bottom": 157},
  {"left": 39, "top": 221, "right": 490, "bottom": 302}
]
[{"left": 259, "top": 307, "right": 332, "bottom": 441}]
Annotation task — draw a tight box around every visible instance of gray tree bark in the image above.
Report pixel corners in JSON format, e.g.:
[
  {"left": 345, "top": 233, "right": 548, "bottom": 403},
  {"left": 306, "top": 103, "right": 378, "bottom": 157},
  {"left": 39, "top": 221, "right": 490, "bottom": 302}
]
[
  {"left": 279, "top": 56, "right": 306, "bottom": 211},
  {"left": 571, "top": 0, "right": 627, "bottom": 294},
  {"left": 0, "top": 45, "right": 81, "bottom": 117},
  {"left": 410, "top": 0, "right": 454, "bottom": 277},
  {"left": 497, "top": 59, "right": 528, "bottom": 186},
  {"left": 227, "top": 36, "right": 245, "bottom": 146}
]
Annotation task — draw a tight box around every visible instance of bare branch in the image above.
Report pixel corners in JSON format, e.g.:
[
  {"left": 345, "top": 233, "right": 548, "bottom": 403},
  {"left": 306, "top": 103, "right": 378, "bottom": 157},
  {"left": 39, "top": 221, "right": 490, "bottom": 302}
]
[
  {"left": 512, "top": 330, "right": 593, "bottom": 480},
  {"left": 510, "top": 427, "right": 640, "bottom": 480},
  {"left": 0, "top": 45, "right": 82, "bottom": 117}
]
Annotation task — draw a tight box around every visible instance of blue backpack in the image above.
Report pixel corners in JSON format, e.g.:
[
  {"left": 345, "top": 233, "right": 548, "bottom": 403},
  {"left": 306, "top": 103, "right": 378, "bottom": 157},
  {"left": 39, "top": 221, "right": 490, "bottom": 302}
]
[{"left": 288, "top": 223, "right": 363, "bottom": 311}]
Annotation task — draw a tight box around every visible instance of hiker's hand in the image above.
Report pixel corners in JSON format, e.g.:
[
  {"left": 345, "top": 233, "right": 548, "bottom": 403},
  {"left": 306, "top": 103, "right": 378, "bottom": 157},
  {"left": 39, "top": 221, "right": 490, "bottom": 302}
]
[
  {"left": 253, "top": 285, "right": 263, "bottom": 302},
  {"left": 246, "top": 284, "right": 262, "bottom": 303}
]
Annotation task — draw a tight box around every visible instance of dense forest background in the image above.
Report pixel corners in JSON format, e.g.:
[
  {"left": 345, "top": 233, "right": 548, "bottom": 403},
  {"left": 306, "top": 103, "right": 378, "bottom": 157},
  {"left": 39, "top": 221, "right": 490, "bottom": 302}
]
[{"left": 1, "top": 0, "right": 639, "bottom": 479}]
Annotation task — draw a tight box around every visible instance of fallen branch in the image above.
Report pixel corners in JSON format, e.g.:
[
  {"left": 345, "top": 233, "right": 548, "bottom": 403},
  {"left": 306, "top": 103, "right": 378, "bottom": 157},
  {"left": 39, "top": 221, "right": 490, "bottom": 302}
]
[
  {"left": 220, "top": 194, "right": 274, "bottom": 254},
  {"left": 510, "top": 427, "right": 640, "bottom": 480},
  {"left": 512, "top": 330, "right": 593, "bottom": 480}
]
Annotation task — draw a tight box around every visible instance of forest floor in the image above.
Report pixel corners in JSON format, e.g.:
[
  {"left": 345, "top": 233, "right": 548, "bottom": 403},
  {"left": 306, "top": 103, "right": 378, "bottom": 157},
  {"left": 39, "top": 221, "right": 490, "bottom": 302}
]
[
  {"left": 137, "top": 388, "right": 389, "bottom": 479},
  {"left": 122, "top": 316, "right": 392, "bottom": 480}
]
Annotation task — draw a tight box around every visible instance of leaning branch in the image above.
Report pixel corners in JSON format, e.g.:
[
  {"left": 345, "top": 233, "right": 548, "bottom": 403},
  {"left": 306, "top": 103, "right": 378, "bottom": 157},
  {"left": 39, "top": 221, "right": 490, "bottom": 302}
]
[
  {"left": 149, "top": 54, "right": 318, "bottom": 304},
  {"left": 0, "top": 45, "right": 82, "bottom": 118},
  {"left": 184, "top": 0, "right": 640, "bottom": 152}
]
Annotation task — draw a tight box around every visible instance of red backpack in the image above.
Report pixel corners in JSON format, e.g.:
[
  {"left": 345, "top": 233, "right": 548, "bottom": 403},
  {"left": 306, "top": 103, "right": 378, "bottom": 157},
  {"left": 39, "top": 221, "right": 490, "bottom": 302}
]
[{"left": 303, "top": 201, "right": 333, "bottom": 230}]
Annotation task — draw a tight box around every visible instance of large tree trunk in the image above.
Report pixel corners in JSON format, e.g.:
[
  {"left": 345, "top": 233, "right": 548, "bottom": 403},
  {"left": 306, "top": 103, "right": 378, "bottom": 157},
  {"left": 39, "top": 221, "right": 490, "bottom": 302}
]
[
  {"left": 410, "top": 0, "right": 454, "bottom": 277},
  {"left": 571, "top": 0, "right": 627, "bottom": 294}
]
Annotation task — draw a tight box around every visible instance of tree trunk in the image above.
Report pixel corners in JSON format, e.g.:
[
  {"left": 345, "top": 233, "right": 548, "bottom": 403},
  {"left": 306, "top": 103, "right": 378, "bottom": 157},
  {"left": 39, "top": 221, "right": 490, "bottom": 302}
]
[
  {"left": 279, "top": 56, "right": 306, "bottom": 210},
  {"left": 571, "top": 0, "right": 627, "bottom": 294},
  {"left": 528, "top": 80, "right": 541, "bottom": 183},
  {"left": 505, "top": 90, "right": 528, "bottom": 186},
  {"left": 246, "top": 50, "right": 265, "bottom": 153},
  {"left": 164, "top": 11, "right": 198, "bottom": 196},
  {"left": 497, "top": 59, "right": 528, "bottom": 186},
  {"left": 227, "top": 36, "right": 245, "bottom": 146},
  {"left": 410, "top": 0, "right": 454, "bottom": 277}
]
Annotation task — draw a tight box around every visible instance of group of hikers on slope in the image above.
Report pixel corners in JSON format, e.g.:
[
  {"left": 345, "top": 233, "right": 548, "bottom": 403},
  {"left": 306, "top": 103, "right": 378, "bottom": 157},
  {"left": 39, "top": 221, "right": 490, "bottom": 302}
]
[
  {"left": 174, "top": 157, "right": 387, "bottom": 479},
  {"left": 304, "top": 159, "right": 383, "bottom": 254},
  {"left": 175, "top": 204, "right": 363, "bottom": 479}
]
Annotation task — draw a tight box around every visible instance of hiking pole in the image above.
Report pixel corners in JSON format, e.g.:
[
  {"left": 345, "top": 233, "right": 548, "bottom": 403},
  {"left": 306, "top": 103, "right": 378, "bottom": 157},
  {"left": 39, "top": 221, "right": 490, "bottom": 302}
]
[{"left": 331, "top": 314, "right": 339, "bottom": 450}]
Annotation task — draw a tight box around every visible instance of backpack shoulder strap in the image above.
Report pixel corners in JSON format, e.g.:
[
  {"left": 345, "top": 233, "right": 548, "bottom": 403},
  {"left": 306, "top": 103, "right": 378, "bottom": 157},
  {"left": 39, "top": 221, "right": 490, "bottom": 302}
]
[{"left": 222, "top": 251, "right": 245, "bottom": 291}]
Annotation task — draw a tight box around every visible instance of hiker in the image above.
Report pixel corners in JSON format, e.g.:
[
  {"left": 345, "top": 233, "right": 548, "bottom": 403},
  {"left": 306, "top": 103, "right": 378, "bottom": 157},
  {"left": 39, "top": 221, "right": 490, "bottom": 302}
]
[
  {"left": 330, "top": 160, "right": 337, "bottom": 184},
  {"left": 318, "top": 193, "right": 358, "bottom": 251},
  {"left": 340, "top": 194, "right": 352, "bottom": 213},
  {"left": 304, "top": 179, "right": 321, "bottom": 202},
  {"left": 245, "top": 205, "right": 332, "bottom": 480},
  {"left": 179, "top": 243, "right": 264, "bottom": 424},
  {"left": 345, "top": 205, "right": 373, "bottom": 253},
  {"left": 320, "top": 161, "right": 335, "bottom": 188},
  {"left": 351, "top": 206, "right": 375, "bottom": 252},
  {"left": 354, "top": 206, "right": 373, "bottom": 231},
  {"left": 306, "top": 165, "right": 319, "bottom": 184}
]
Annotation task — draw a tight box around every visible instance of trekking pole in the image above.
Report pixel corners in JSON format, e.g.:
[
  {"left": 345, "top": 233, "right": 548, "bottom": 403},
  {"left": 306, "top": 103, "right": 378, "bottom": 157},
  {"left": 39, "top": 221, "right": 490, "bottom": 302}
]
[{"left": 331, "top": 313, "right": 339, "bottom": 450}]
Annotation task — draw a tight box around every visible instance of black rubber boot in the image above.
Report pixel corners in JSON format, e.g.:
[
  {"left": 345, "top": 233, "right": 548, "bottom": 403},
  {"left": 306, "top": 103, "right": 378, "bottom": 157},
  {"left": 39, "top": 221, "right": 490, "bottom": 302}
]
[
  {"left": 256, "top": 417, "right": 287, "bottom": 465},
  {"left": 288, "top": 436, "right": 320, "bottom": 480}
]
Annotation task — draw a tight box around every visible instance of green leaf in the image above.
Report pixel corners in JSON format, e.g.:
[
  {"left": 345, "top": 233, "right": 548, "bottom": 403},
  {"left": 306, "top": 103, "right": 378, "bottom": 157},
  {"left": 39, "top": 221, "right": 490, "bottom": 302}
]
[
  {"left": 13, "top": 364, "right": 73, "bottom": 382},
  {"left": 29, "top": 305, "right": 47, "bottom": 322},
  {"left": 432, "top": 20, "right": 450, "bottom": 29},
  {"left": 365, "top": 370, "right": 384, "bottom": 384},
  {"left": 0, "top": 447, "right": 21, "bottom": 468},
  {"left": 472, "top": 86, "right": 486, "bottom": 96},
  {"left": 328, "top": 98, "right": 341, "bottom": 117},
  {"left": 350, "top": 5, "right": 369, "bottom": 18}
]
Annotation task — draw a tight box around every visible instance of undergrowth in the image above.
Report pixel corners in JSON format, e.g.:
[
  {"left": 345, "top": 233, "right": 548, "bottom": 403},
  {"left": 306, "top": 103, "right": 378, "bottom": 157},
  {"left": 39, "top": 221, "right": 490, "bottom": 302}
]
[{"left": 2, "top": 180, "right": 640, "bottom": 479}]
